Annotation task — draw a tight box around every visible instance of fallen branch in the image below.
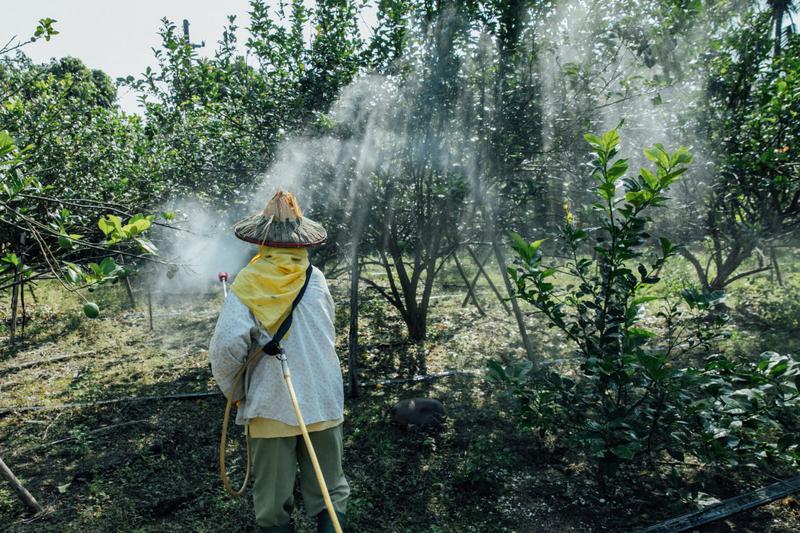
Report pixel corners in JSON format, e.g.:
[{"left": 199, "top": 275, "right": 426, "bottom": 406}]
[
  {"left": 0, "top": 456, "right": 43, "bottom": 515},
  {"left": 0, "top": 351, "right": 96, "bottom": 375}
]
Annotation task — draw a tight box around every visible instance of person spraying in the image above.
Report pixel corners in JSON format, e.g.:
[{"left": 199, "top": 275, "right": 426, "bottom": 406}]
[{"left": 209, "top": 190, "right": 348, "bottom": 533}]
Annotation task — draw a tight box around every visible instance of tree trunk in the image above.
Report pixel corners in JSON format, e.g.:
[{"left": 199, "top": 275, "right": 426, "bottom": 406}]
[
  {"left": 405, "top": 307, "right": 428, "bottom": 343},
  {"left": 774, "top": 4, "right": 784, "bottom": 58}
]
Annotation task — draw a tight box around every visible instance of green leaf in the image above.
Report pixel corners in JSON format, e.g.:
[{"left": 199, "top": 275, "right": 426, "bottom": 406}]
[
  {"left": 529, "top": 239, "right": 546, "bottom": 253},
  {"left": 134, "top": 237, "right": 158, "bottom": 255},
  {"left": 584, "top": 133, "right": 603, "bottom": 149},
  {"left": 0, "top": 130, "right": 15, "bottom": 154},
  {"left": 669, "top": 147, "right": 693, "bottom": 166},
  {"left": 610, "top": 445, "right": 636, "bottom": 460},
  {"left": 98, "top": 216, "right": 114, "bottom": 236},
  {"left": 509, "top": 232, "right": 530, "bottom": 256},
  {"left": 625, "top": 190, "right": 647, "bottom": 206},
  {"left": 486, "top": 360, "right": 508, "bottom": 383},
  {"left": 601, "top": 129, "right": 621, "bottom": 152},
  {"left": 1, "top": 253, "right": 21, "bottom": 267},
  {"left": 643, "top": 146, "right": 669, "bottom": 168},
  {"left": 777, "top": 433, "right": 796, "bottom": 452},
  {"left": 99, "top": 257, "right": 117, "bottom": 275},
  {"left": 599, "top": 182, "right": 616, "bottom": 201},
  {"left": 57, "top": 235, "right": 73, "bottom": 250},
  {"left": 640, "top": 168, "right": 658, "bottom": 189},
  {"left": 607, "top": 159, "right": 629, "bottom": 181},
  {"left": 659, "top": 237, "right": 673, "bottom": 255},
  {"left": 63, "top": 262, "right": 83, "bottom": 285}
]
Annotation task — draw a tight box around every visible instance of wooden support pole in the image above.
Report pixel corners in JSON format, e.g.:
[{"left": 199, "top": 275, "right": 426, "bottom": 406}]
[
  {"left": 492, "top": 239, "right": 535, "bottom": 362},
  {"left": 19, "top": 275, "right": 26, "bottom": 335},
  {"left": 9, "top": 268, "right": 19, "bottom": 345},
  {"left": 432, "top": 248, "right": 455, "bottom": 278},
  {"left": 465, "top": 245, "right": 511, "bottom": 315},
  {"left": 452, "top": 251, "right": 485, "bottom": 316},
  {"left": 119, "top": 256, "right": 136, "bottom": 308},
  {"left": 461, "top": 246, "right": 492, "bottom": 308},
  {"left": 0, "top": 456, "right": 43, "bottom": 515},
  {"left": 147, "top": 288, "right": 154, "bottom": 331},
  {"left": 19, "top": 233, "right": 27, "bottom": 336},
  {"left": 347, "top": 256, "right": 360, "bottom": 398},
  {"left": 770, "top": 246, "right": 783, "bottom": 286}
]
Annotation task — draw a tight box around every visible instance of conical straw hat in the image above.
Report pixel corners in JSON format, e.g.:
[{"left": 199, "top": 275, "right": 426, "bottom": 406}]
[{"left": 232, "top": 190, "right": 327, "bottom": 247}]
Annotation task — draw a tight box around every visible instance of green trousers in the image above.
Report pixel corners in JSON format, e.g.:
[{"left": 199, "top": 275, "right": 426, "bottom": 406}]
[{"left": 251, "top": 424, "right": 350, "bottom": 529}]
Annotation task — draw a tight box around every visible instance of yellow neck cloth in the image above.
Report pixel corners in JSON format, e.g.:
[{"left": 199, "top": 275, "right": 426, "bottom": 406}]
[{"left": 230, "top": 246, "right": 310, "bottom": 336}]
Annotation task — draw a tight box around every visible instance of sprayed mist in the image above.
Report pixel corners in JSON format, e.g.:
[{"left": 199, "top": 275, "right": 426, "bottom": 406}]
[{"left": 149, "top": 1, "right": 719, "bottom": 295}]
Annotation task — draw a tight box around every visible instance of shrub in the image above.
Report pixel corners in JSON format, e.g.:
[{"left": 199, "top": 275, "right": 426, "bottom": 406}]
[{"left": 490, "top": 130, "right": 800, "bottom": 492}]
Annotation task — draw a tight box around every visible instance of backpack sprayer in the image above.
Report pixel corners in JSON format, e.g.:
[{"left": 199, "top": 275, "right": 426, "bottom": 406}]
[{"left": 217, "top": 270, "right": 343, "bottom": 533}]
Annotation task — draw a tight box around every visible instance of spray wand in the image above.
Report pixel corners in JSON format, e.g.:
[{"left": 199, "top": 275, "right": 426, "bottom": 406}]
[{"left": 218, "top": 272, "right": 228, "bottom": 297}]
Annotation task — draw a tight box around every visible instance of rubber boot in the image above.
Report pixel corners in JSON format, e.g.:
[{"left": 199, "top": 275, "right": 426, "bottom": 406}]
[
  {"left": 316, "top": 510, "right": 346, "bottom": 533},
  {"left": 257, "top": 523, "right": 294, "bottom": 533}
]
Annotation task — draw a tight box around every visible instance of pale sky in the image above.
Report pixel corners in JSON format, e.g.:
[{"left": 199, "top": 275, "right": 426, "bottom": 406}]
[{"left": 2, "top": 1, "right": 376, "bottom": 114}]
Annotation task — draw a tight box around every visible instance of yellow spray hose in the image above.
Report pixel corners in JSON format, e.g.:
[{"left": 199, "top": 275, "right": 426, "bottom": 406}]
[
  {"left": 219, "top": 348, "right": 261, "bottom": 497},
  {"left": 219, "top": 346, "right": 343, "bottom": 533}
]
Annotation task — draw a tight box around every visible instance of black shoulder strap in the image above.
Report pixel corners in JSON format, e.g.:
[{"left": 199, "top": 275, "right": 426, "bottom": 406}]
[{"left": 262, "top": 264, "right": 313, "bottom": 355}]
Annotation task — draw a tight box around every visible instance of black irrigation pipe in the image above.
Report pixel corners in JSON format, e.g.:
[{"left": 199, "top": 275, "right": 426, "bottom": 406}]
[
  {"left": 0, "top": 370, "right": 479, "bottom": 416},
  {"left": 633, "top": 475, "right": 800, "bottom": 533}
]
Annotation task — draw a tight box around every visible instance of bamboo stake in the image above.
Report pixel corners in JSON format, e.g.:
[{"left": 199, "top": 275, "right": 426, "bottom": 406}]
[{"left": 0, "top": 456, "right": 43, "bottom": 515}]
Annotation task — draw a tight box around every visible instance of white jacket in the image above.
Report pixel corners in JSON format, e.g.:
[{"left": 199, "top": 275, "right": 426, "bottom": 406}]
[{"left": 208, "top": 266, "right": 344, "bottom": 427}]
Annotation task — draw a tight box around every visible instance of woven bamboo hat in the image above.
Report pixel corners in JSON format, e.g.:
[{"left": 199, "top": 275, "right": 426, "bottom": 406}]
[{"left": 232, "top": 190, "right": 327, "bottom": 247}]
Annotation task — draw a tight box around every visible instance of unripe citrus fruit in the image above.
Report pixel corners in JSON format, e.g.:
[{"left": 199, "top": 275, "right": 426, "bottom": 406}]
[{"left": 83, "top": 302, "right": 100, "bottom": 319}]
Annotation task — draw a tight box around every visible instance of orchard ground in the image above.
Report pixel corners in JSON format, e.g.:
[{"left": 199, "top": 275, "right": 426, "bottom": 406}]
[{"left": 1, "top": 254, "right": 800, "bottom": 532}]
